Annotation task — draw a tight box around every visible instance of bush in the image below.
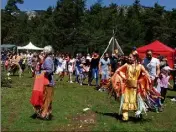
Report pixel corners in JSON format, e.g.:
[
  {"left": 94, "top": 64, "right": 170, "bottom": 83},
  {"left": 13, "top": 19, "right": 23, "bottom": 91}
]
[{"left": 1, "top": 72, "right": 12, "bottom": 88}]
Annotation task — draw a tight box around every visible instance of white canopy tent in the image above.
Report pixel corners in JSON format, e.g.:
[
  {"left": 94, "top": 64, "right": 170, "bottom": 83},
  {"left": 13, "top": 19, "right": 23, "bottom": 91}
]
[{"left": 17, "top": 42, "right": 44, "bottom": 50}]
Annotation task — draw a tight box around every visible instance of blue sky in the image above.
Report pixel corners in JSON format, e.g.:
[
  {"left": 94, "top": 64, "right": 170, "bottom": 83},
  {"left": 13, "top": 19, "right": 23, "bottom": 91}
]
[{"left": 1, "top": 0, "right": 176, "bottom": 11}]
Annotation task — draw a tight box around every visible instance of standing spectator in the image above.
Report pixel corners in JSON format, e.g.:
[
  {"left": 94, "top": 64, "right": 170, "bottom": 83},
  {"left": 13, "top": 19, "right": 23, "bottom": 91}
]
[
  {"left": 55, "top": 54, "right": 62, "bottom": 74},
  {"left": 1, "top": 51, "right": 7, "bottom": 70},
  {"left": 35, "top": 55, "right": 42, "bottom": 75},
  {"left": 5, "top": 57, "right": 9, "bottom": 71},
  {"left": 21, "top": 55, "right": 26, "bottom": 72},
  {"left": 61, "top": 54, "right": 67, "bottom": 81},
  {"left": 83, "top": 59, "right": 91, "bottom": 82},
  {"left": 89, "top": 51, "right": 100, "bottom": 87},
  {"left": 54, "top": 54, "right": 58, "bottom": 73},
  {"left": 99, "top": 53, "right": 111, "bottom": 91},
  {"left": 65, "top": 53, "right": 70, "bottom": 75},
  {"left": 159, "top": 56, "right": 168, "bottom": 70},
  {"left": 75, "top": 53, "right": 83, "bottom": 84},
  {"left": 27, "top": 52, "right": 33, "bottom": 72},
  {"left": 110, "top": 52, "right": 118, "bottom": 75},
  {"left": 86, "top": 53, "right": 92, "bottom": 62},
  {"left": 79, "top": 59, "right": 90, "bottom": 85},
  {"left": 68, "top": 55, "right": 75, "bottom": 83},
  {"left": 30, "top": 45, "right": 55, "bottom": 120},
  {"left": 143, "top": 50, "right": 160, "bottom": 86},
  {"left": 31, "top": 54, "right": 38, "bottom": 77},
  {"left": 55, "top": 54, "right": 64, "bottom": 81}
]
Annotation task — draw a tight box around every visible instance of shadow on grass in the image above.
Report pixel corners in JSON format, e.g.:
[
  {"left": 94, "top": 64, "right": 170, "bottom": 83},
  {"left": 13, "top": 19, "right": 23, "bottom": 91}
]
[
  {"left": 167, "top": 95, "right": 176, "bottom": 99},
  {"left": 82, "top": 83, "right": 97, "bottom": 87},
  {"left": 10, "top": 74, "right": 20, "bottom": 76},
  {"left": 94, "top": 111, "right": 151, "bottom": 123},
  {"left": 167, "top": 88, "right": 176, "bottom": 91}
]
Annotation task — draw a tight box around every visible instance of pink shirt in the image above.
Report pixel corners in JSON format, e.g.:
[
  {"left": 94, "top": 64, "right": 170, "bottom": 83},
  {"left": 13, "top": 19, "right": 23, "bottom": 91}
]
[{"left": 158, "top": 74, "right": 170, "bottom": 88}]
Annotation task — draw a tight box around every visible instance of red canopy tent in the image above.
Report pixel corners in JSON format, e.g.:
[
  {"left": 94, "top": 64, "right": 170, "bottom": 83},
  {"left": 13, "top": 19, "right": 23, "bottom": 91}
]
[
  {"left": 137, "top": 40, "right": 175, "bottom": 68},
  {"left": 175, "top": 48, "right": 176, "bottom": 64}
]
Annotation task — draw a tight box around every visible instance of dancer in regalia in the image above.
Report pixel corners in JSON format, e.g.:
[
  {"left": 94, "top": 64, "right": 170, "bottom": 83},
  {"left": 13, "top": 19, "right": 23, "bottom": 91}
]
[{"left": 108, "top": 53, "right": 161, "bottom": 121}]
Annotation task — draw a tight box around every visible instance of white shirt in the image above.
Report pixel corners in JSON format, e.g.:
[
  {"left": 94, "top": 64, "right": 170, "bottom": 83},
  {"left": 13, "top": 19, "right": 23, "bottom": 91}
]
[
  {"left": 62, "top": 59, "right": 66, "bottom": 70},
  {"left": 68, "top": 59, "right": 75, "bottom": 72},
  {"left": 143, "top": 57, "right": 160, "bottom": 79}
]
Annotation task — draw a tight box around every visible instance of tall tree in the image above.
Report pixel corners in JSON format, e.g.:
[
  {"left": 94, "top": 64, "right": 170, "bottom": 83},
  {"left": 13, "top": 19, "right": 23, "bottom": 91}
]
[
  {"left": 5, "top": 0, "right": 24, "bottom": 13},
  {"left": 2, "top": 0, "right": 176, "bottom": 54}
]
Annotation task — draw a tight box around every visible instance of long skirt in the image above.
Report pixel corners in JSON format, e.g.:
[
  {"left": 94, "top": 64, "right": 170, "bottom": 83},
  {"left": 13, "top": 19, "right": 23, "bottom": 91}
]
[
  {"left": 122, "top": 87, "right": 137, "bottom": 121},
  {"left": 33, "top": 85, "right": 54, "bottom": 118},
  {"left": 41, "top": 86, "right": 54, "bottom": 117},
  {"left": 122, "top": 88, "right": 137, "bottom": 111}
]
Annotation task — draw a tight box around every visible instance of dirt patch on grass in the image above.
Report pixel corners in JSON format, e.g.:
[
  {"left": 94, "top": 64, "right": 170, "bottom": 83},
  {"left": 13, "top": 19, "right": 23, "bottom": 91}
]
[
  {"left": 56, "top": 111, "right": 96, "bottom": 131},
  {"left": 1, "top": 112, "right": 17, "bottom": 132},
  {"left": 1, "top": 127, "right": 9, "bottom": 132},
  {"left": 8, "top": 112, "right": 17, "bottom": 124}
]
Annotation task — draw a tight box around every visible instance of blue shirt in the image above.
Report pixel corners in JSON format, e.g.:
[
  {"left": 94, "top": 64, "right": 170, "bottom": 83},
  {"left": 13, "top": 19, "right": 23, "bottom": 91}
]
[
  {"left": 42, "top": 56, "right": 54, "bottom": 86},
  {"left": 100, "top": 58, "right": 110, "bottom": 71}
]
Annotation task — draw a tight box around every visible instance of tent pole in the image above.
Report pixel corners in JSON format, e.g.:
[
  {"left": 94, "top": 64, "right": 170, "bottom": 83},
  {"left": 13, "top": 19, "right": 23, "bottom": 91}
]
[
  {"left": 115, "top": 38, "right": 124, "bottom": 55},
  {"left": 112, "top": 29, "right": 115, "bottom": 53},
  {"left": 100, "top": 37, "right": 113, "bottom": 59}
]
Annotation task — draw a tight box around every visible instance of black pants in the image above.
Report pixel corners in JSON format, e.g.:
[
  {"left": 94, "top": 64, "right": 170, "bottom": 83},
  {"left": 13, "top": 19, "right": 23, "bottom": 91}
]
[
  {"left": 88, "top": 70, "right": 92, "bottom": 85},
  {"left": 160, "top": 87, "right": 167, "bottom": 104}
]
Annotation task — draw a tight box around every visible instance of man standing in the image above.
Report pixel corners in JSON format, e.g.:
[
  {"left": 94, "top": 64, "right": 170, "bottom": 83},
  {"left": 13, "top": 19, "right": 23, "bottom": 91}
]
[
  {"left": 143, "top": 50, "right": 160, "bottom": 85},
  {"left": 89, "top": 51, "right": 100, "bottom": 88},
  {"left": 110, "top": 52, "right": 118, "bottom": 75}
]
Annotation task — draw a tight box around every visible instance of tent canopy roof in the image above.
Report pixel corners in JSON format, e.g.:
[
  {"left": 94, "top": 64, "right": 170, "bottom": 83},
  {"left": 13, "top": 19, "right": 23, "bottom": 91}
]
[
  {"left": 18, "top": 42, "right": 43, "bottom": 50},
  {"left": 137, "top": 40, "right": 175, "bottom": 68},
  {"left": 1, "top": 44, "right": 16, "bottom": 48},
  {"left": 137, "top": 40, "right": 175, "bottom": 53}
]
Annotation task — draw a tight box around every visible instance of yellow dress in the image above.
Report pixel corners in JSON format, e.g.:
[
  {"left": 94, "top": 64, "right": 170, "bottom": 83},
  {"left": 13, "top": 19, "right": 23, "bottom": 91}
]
[
  {"left": 110, "top": 63, "right": 159, "bottom": 121},
  {"left": 122, "top": 64, "right": 141, "bottom": 111}
]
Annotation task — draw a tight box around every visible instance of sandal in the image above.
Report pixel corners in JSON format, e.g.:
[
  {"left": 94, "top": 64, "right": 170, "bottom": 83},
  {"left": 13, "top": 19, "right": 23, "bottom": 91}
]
[{"left": 30, "top": 113, "right": 38, "bottom": 119}]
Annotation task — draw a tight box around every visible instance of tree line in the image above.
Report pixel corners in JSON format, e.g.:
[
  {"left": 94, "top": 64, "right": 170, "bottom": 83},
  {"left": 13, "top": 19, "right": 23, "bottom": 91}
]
[{"left": 2, "top": 0, "right": 176, "bottom": 54}]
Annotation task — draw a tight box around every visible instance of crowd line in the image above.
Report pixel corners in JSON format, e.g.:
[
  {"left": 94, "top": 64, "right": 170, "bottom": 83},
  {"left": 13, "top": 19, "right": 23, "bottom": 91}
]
[{"left": 1, "top": 47, "right": 176, "bottom": 120}]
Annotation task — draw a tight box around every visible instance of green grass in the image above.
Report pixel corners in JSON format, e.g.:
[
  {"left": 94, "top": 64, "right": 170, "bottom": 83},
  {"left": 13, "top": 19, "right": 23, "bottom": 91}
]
[{"left": 1, "top": 71, "right": 176, "bottom": 131}]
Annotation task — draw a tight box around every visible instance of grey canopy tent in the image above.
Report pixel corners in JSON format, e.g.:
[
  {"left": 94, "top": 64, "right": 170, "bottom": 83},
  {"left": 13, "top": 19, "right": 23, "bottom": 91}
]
[
  {"left": 1, "top": 44, "right": 17, "bottom": 52},
  {"left": 1, "top": 44, "right": 16, "bottom": 49}
]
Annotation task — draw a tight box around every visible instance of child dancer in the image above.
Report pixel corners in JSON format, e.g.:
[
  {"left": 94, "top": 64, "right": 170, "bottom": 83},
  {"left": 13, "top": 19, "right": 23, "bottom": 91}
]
[{"left": 158, "top": 66, "right": 172, "bottom": 105}]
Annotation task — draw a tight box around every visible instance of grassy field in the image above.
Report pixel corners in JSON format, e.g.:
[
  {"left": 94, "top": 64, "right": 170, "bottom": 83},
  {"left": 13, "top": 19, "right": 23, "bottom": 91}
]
[{"left": 1, "top": 71, "right": 176, "bottom": 131}]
